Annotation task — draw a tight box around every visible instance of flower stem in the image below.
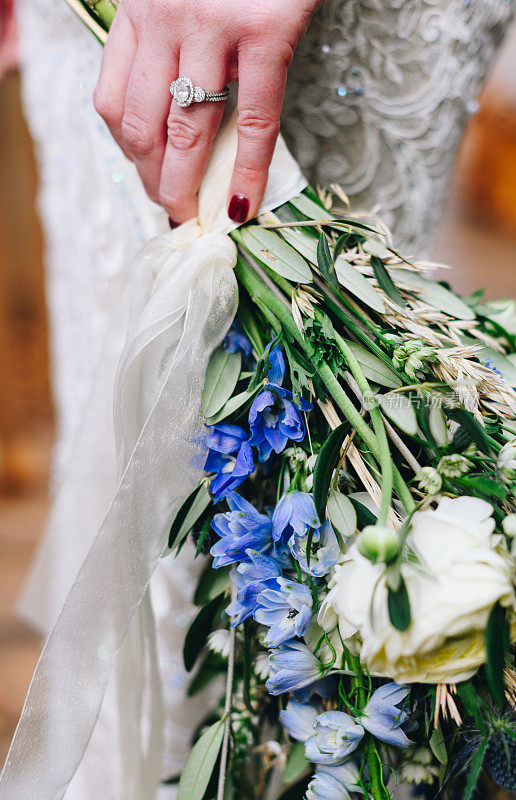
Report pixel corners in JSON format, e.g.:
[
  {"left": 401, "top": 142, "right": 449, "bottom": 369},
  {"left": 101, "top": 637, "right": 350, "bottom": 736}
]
[
  {"left": 334, "top": 332, "right": 393, "bottom": 526},
  {"left": 365, "top": 736, "right": 390, "bottom": 800},
  {"left": 234, "top": 257, "right": 415, "bottom": 513}
]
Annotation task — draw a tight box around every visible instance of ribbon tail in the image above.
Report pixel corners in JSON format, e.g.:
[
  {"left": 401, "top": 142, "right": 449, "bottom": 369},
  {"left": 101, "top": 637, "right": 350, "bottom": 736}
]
[{"left": 0, "top": 241, "right": 238, "bottom": 800}]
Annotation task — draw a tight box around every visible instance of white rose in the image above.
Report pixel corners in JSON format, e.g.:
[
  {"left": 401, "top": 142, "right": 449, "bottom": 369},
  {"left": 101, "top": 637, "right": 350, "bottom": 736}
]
[{"left": 321, "top": 496, "right": 516, "bottom": 684}]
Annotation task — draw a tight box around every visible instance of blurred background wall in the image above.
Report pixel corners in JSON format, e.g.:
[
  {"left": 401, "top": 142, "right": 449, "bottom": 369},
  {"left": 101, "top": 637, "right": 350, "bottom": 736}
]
[{"left": 0, "top": 17, "right": 516, "bottom": 773}]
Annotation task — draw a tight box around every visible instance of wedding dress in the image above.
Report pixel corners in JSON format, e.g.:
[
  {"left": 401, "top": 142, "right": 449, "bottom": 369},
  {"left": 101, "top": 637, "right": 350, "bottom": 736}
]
[{"left": 12, "top": 0, "right": 514, "bottom": 798}]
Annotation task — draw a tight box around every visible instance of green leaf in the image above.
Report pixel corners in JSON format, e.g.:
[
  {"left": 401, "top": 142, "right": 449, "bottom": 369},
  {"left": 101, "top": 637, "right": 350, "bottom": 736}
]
[
  {"left": 333, "top": 232, "right": 351, "bottom": 262},
  {"left": 167, "top": 482, "right": 211, "bottom": 551},
  {"left": 457, "top": 683, "right": 487, "bottom": 735},
  {"left": 204, "top": 385, "right": 259, "bottom": 426},
  {"left": 349, "top": 496, "right": 378, "bottom": 528},
  {"left": 429, "top": 723, "right": 448, "bottom": 765},
  {"left": 241, "top": 226, "right": 312, "bottom": 283},
  {"left": 177, "top": 718, "right": 225, "bottom": 800},
  {"left": 194, "top": 563, "right": 231, "bottom": 606},
  {"left": 289, "top": 193, "right": 333, "bottom": 221},
  {"left": 187, "top": 651, "right": 227, "bottom": 696},
  {"left": 283, "top": 742, "right": 310, "bottom": 785},
  {"left": 462, "top": 737, "right": 488, "bottom": 800},
  {"left": 317, "top": 232, "right": 338, "bottom": 289},
  {"left": 452, "top": 475, "right": 507, "bottom": 501},
  {"left": 378, "top": 393, "right": 418, "bottom": 435},
  {"left": 370, "top": 256, "right": 406, "bottom": 306},
  {"left": 387, "top": 578, "right": 411, "bottom": 631},
  {"left": 485, "top": 602, "right": 510, "bottom": 707},
  {"left": 183, "top": 594, "right": 225, "bottom": 672},
  {"left": 390, "top": 270, "right": 475, "bottom": 321},
  {"left": 428, "top": 405, "right": 449, "bottom": 446},
  {"left": 362, "top": 238, "right": 391, "bottom": 259},
  {"left": 327, "top": 491, "right": 357, "bottom": 538},
  {"left": 346, "top": 341, "right": 402, "bottom": 388},
  {"left": 280, "top": 226, "right": 319, "bottom": 264},
  {"left": 195, "top": 516, "right": 213, "bottom": 558},
  {"left": 202, "top": 347, "right": 242, "bottom": 418},
  {"left": 334, "top": 258, "right": 386, "bottom": 313},
  {"left": 313, "top": 423, "right": 349, "bottom": 523},
  {"left": 445, "top": 408, "right": 494, "bottom": 454}
]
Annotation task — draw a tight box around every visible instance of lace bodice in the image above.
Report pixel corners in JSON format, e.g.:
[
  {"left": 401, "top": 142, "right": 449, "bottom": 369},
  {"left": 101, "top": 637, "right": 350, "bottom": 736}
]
[
  {"left": 15, "top": 0, "right": 514, "bottom": 797},
  {"left": 283, "top": 0, "right": 514, "bottom": 254}
]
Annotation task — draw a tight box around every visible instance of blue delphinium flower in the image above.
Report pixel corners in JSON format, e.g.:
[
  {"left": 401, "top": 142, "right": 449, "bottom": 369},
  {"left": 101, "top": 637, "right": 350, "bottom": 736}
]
[
  {"left": 272, "top": 491, "right": 320, "bottom": 546},
  {"left": 223, "top": 320, "right": 252, "bottom": 358},
  {"left": 289, "top": 520, "right": 341, "bottom": 578},
  {"left": 279, "top": 699, "right": 320, "bottom": 742},
  {"left": 226, "top": 550, "right": 281, "bottom": 625},
  {"left": 210, "top": 494, "right": 272, "bottom": 568},
  {"left": 205, "top": 422, "right": 248, "bottom": 464},
  {"left": 208, "top": 441, "right": 254, "bottom": 502},
  {"left": 254, "top": 578, "right": 313, "bottom": 647},
  {"left": 485, "top": 357, "right": 504, "bottom": 380},
  {"left": 361, "top": 683, "right": 412, "bottom": 747},
  {"left": 306, "top": 762, "right": 363, "bottom": 800},
  {"left": 305, "top": 711, "right": 364, "bottom": 765},
  {"left": 249, "top": 346, "right": 312, "bottom": 462},
  {"left": 266, "top": 641, "right": 324, "bottom": 695}
]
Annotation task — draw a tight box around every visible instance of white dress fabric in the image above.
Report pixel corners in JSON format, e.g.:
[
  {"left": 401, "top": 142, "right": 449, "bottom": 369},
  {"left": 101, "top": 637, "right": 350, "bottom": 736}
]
[{"left": 13, "top": 0, "right": 514, "bottom": 798}]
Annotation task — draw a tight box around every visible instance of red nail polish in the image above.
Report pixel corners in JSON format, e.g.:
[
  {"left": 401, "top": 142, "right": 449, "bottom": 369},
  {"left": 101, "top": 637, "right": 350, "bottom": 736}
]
[
  {"left": 168, "top": 216, "right": 179, "bottom": 229},
  {"left": 228, "top": 194, "right": 250, "bottom": 224}
]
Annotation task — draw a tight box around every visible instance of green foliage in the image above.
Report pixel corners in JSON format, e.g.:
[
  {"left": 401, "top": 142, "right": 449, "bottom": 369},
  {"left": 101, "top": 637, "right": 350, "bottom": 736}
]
[
  {"left": 312, "top": 423, "right": 349, "bottom": 524},
  {"left": 334, "top": 258, "right": 386, "bottom": 313},
  {"left": 183, "top": 595, "right": 225, "bottom": 672},
  {"left": 387, "top": 577, "right": 411, "bottom": 632},
  {"left": 485, "top": 602, "right": 510, "bottom": 707},
  {"left": 429, "top": 722, "right": 448, "bottom": 765},
  {"left": 168, "top": 482, "right": 211, "bottom": 551},
  {"left": 345, "top": 341, "right": 402, "bottom": 388},
  {"left": 326, "top": 490, "right": 357, "bottom": 538},
  {"left": 462, "top": 737, "right": 488, "bottom": 800},
  {"left": 349, "top": 496, "right": 377, "bottom": 528},
  {"left": 446, "top": 407, "right": 495, "bottom": 454},
  {"left": 241, "top": 226, "right": 312, "bottom": 283},
  {"left": 283, "top": 742, "right": 310, "bottom": 784},
  {"left": 202, "top": 347, "right": 242, "bottom": 418},
  {"left": 187, "top": 651, "right": 228, "bottom": 697},
  {"left": 370, "top": 255, "right": 406, "bottom": 307},
  {"left": 177, "top": 718, "right": 225, "bottom": 800},
  {"left": 317, "top": 232, "right": 338, "bottom": 289},
  {"left": 303, "top": 313, "right": 345, "bottom": 374},
  {"left": 194, "top": 563, "right": 231, "bottom": 606}
]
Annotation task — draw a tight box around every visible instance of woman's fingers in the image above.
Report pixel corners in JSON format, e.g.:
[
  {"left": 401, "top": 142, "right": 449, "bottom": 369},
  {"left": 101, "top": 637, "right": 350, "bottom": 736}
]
[
  {"left": 227, "top": 50, "right": 287, "bottom": 223},
  {"left": 158, "top": 45, "right": 228, "bottom": 224},
  {"left": 119, "top": 34, "right": 179, "bottom": 202},
  {"left": 93, "top": 7, "right": 138, "bottom": 153}
]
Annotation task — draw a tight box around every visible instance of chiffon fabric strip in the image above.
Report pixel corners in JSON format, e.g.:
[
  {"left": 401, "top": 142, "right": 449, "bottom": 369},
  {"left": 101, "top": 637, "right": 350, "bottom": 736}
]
[{"left": 0, "top": 108, "right": 306, "bottom": 800}]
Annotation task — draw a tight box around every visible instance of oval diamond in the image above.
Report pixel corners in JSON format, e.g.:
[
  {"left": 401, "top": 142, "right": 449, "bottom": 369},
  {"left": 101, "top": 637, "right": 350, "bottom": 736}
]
[{"left": 172, "top": 77, "right": 193, "bottom": 107}]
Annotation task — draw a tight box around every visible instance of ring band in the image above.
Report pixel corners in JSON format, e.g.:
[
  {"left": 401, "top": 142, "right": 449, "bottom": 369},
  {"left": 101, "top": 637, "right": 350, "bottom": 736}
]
[{"left": 170, "top": 76, "right": 230, "bottom": 108}]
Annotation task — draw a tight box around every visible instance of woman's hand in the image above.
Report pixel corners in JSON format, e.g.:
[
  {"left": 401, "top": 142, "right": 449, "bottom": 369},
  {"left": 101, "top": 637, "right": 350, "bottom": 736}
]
[
  {"left": 0, "top": 0, "right": 18, "bottom": 78},
  {"left": 94, "top": 0, "right": 322, "bottom": 225}
]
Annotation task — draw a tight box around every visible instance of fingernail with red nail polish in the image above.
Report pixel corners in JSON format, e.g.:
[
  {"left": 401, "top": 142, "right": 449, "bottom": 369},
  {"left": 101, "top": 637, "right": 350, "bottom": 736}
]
[
  {"left": 228, "top": 194, "right": 249, "bottom": 224},
  {"left": 168, "top": 217, "right": 179, "bottom": 229}
]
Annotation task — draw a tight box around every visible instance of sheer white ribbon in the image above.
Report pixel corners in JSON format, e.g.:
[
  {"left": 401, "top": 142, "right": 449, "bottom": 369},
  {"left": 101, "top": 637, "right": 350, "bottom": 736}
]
[{"left": 0, "top": 109, "right": 306, "bottom": 799}]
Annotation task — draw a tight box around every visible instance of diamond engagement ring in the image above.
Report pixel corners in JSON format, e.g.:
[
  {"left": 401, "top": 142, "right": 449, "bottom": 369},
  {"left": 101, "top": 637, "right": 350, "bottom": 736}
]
[{"left": 170, "top": 76, "right": 230, "bottom": 108}]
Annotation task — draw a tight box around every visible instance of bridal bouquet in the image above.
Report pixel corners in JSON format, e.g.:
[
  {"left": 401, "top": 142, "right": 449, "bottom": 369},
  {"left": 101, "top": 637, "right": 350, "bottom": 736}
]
[
  {"left": 167, "top": 190, "right": 516, "bottom": 800},
  {"left": 61, "top": 4, "right": 515, "bottom": 800}
]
